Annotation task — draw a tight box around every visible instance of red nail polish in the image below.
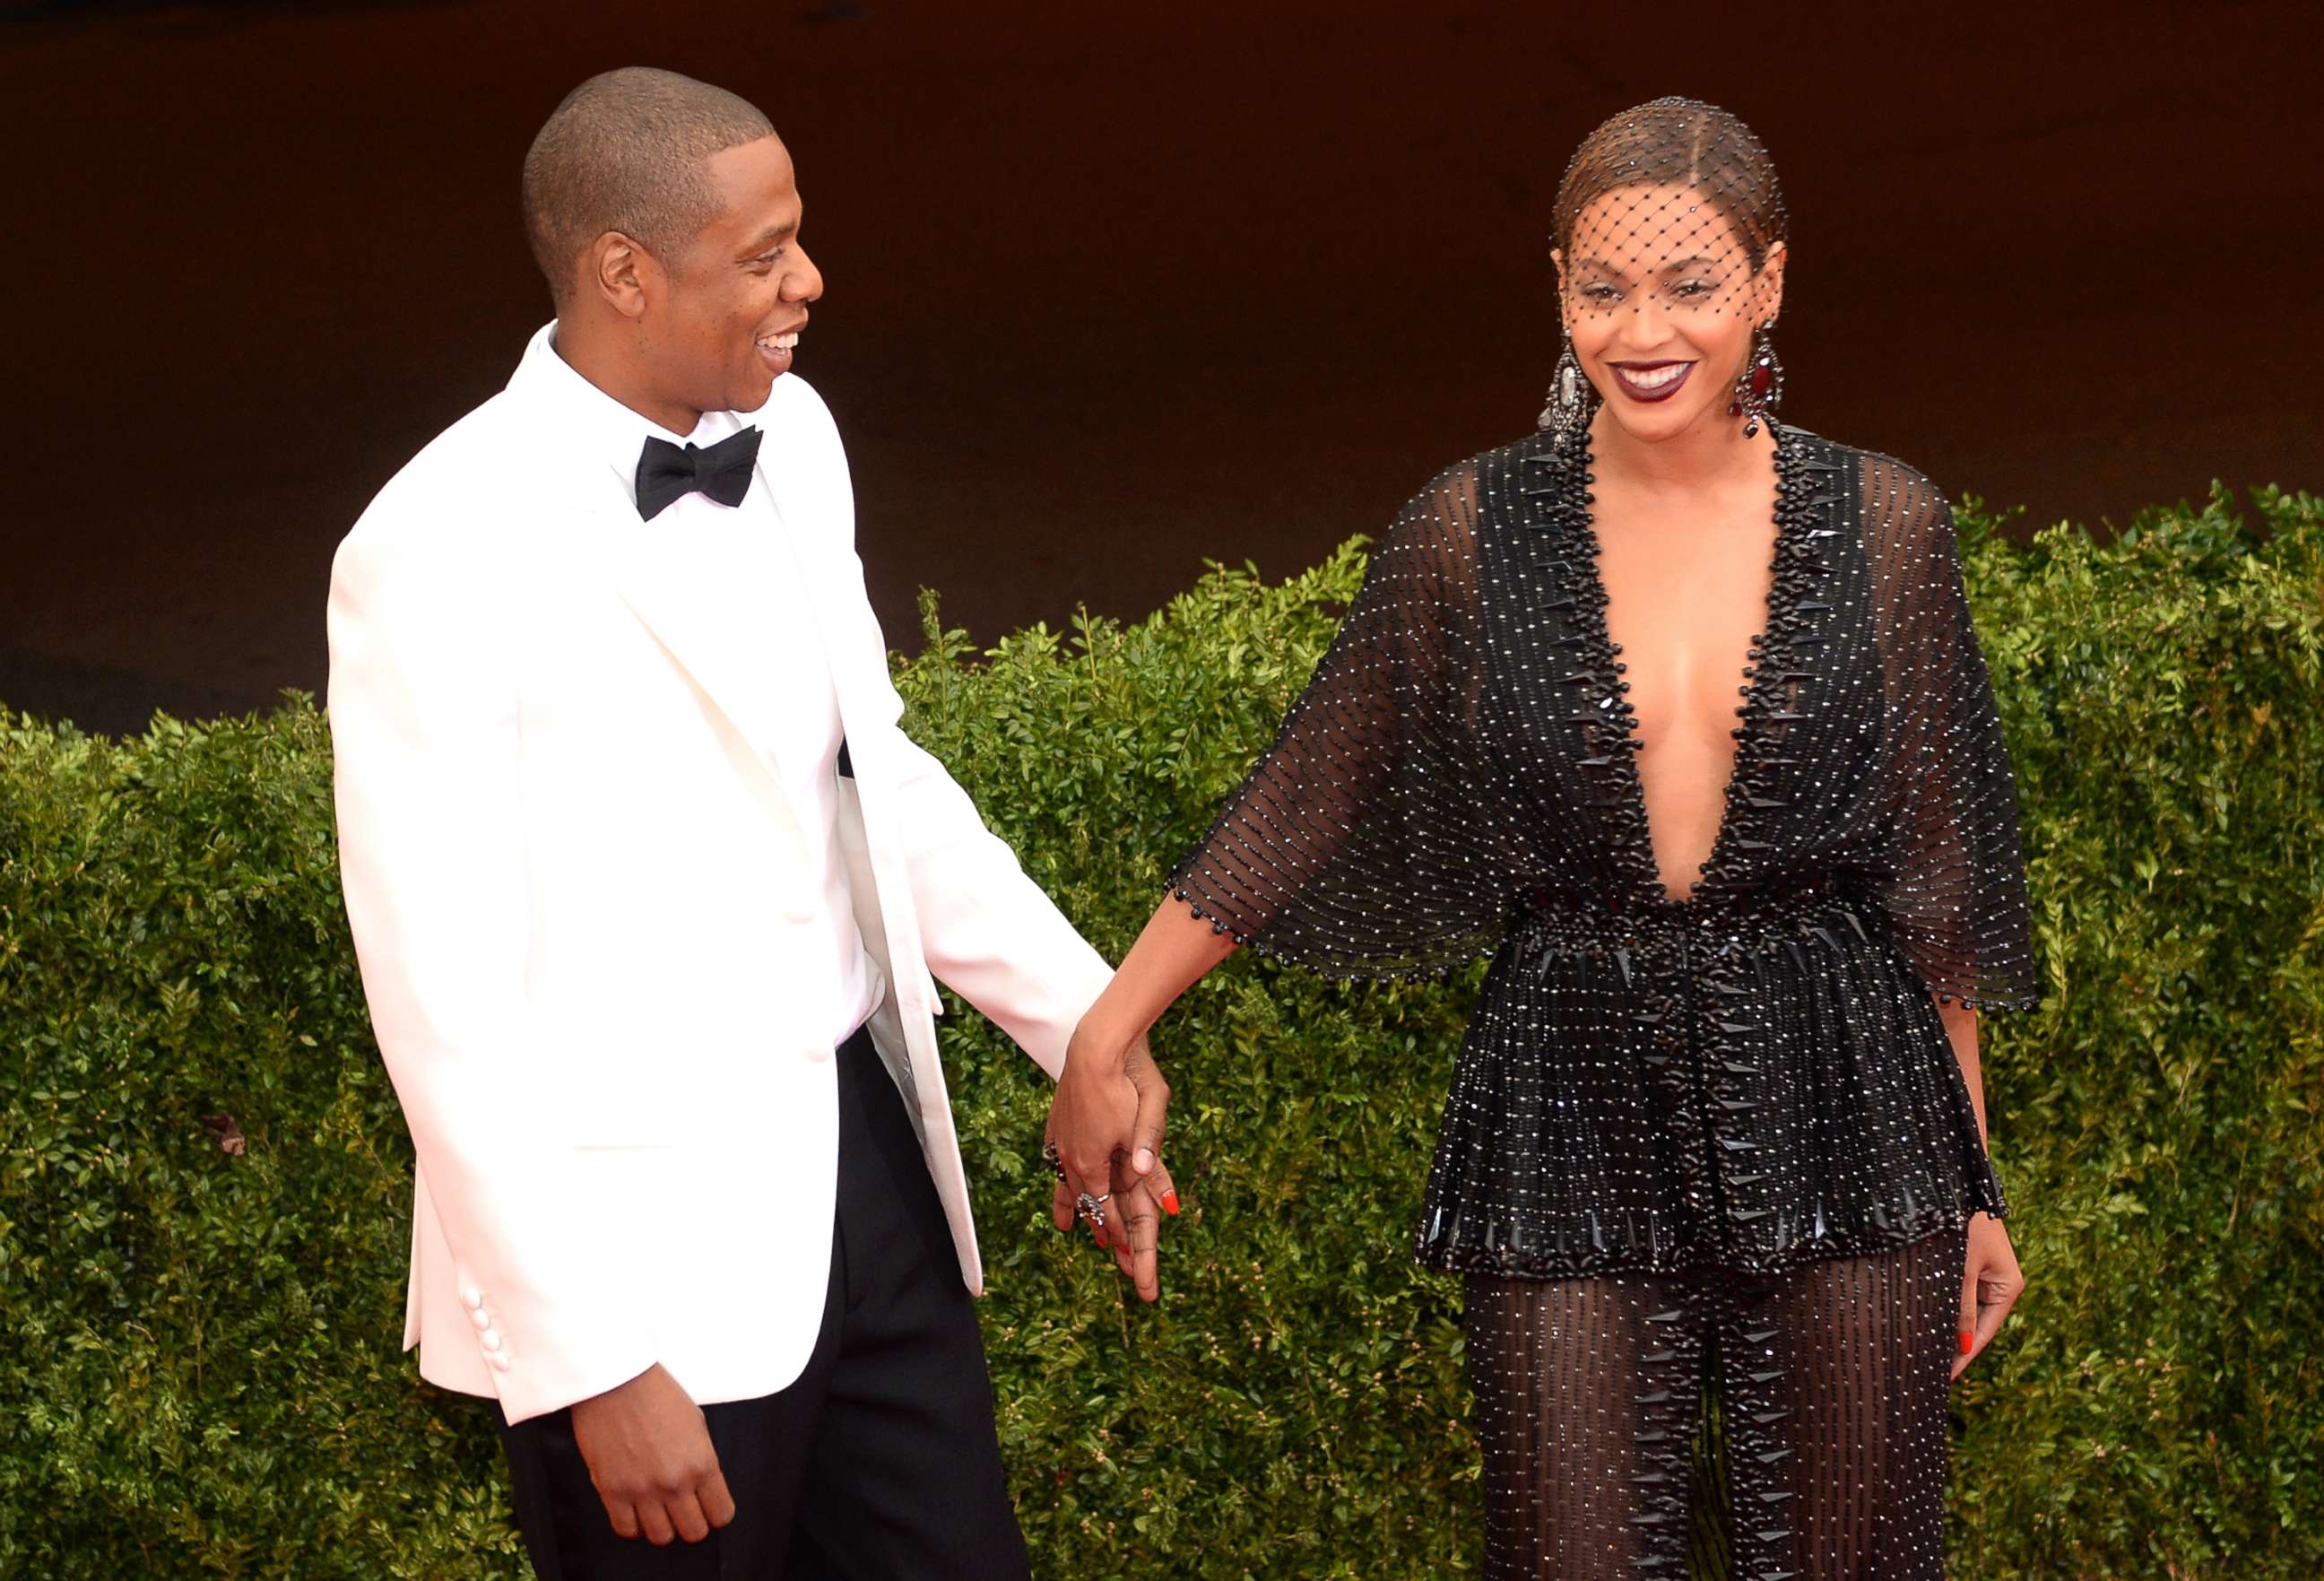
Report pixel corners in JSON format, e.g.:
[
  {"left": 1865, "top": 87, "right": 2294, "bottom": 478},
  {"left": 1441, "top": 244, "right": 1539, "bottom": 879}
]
[
  {"left": 1957, "top": 1330, "right": 1975, "bottom": 1356},
  {"left": 1162, "top": 1190, "right": 1181, "bottom": 1217}
]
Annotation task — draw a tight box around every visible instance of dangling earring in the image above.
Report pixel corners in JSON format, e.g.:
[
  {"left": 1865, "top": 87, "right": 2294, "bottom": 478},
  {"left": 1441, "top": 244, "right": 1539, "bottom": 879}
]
[
  {"left": 1729, "top": 317, "right": 1783, "bottom": 438},
  {"left": 1539, "top": 334, "right": 1591, "bottom": 440}
]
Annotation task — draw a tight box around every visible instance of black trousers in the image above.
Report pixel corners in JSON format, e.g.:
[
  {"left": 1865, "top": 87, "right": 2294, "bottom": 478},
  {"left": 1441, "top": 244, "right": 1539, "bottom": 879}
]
[{"left": 491, "top": 1025, "right": 1032, "bottom": 1580}]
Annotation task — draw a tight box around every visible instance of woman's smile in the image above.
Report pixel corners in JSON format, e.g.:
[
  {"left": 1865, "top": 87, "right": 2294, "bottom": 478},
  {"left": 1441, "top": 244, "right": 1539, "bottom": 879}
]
[{"left": 1609, "top": 359, "right": 1695, "bottom": 402}]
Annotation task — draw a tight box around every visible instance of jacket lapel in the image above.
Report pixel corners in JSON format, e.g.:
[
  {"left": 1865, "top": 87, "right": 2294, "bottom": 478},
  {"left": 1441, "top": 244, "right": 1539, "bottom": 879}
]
[
  {"left": 744, "top": 428, "right": 950, "bottom": 1065},
  {"left": 746, "top": 432, "right": 883, "bottom": 761}
]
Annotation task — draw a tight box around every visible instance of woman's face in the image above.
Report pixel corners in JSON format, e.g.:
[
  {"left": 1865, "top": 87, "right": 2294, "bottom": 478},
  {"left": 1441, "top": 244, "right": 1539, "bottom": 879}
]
[{"left": 1554, "top": 182, "right": 1785, "bottom": 445}]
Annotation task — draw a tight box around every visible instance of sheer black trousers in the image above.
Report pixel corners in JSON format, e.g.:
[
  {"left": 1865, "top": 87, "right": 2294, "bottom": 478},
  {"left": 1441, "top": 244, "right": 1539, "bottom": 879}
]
[{"left": 1462, "top": 1222, "right": 1969, "bottom": 1581}]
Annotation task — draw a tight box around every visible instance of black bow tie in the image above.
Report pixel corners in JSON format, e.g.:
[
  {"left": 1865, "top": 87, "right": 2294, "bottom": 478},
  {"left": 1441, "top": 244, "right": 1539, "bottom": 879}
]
[{"left": 634, "top": 426, "right": 763, "bottom": 522}]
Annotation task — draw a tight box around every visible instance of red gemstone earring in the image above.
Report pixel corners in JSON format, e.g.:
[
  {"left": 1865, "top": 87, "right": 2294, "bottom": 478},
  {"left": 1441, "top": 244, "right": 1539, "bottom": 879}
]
[{"left": 1728, "top": 317, "right": 1784, "bottom": 438}]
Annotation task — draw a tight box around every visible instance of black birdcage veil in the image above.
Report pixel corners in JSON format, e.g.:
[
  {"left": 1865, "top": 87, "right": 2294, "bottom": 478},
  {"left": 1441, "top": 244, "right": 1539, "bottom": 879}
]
[{"left": 1540, "top": 97, "right": 1790, "bottom": 439}]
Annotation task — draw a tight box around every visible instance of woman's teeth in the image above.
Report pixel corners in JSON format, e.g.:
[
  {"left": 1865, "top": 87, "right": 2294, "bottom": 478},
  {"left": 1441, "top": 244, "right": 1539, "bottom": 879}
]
[{"left": 1617, "top": 362, "right": 1687, "bottom": 391}]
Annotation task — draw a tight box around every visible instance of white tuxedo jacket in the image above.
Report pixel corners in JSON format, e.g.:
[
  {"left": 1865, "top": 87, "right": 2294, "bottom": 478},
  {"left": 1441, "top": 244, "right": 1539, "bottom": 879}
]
[{"left": 327, "top": 325, "right": 1114, "bottom": 1426}]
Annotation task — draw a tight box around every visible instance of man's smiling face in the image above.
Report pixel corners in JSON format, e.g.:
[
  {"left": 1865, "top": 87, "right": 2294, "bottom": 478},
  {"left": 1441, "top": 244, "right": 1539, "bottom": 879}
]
[{"left": 643, "top": 134, "right": 824, "bottom": 420}]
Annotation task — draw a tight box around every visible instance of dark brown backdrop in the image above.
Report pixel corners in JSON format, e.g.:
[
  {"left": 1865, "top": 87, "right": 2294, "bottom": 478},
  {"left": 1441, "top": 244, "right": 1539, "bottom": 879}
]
[{"left": 4, "top": 0, "right": 2319, "bottom": 734}]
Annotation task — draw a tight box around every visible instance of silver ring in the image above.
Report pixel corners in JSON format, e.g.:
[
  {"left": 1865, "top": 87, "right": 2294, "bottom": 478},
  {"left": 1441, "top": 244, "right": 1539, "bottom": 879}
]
[{"left": 1074, "top": 1190, "right": 1110, "bottom": 1229}]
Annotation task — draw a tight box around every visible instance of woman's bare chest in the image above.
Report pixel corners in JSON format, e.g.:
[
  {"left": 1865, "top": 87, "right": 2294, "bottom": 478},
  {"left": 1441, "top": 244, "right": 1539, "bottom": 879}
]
[{"left": 1592, "top": 503, "right": 1783, "bottom": 762}]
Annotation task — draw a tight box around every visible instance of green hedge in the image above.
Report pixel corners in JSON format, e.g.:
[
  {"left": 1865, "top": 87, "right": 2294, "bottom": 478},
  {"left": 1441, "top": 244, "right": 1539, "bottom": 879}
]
[{"left": 2, "top": 480, "right": 2320, "bottom": 1579}]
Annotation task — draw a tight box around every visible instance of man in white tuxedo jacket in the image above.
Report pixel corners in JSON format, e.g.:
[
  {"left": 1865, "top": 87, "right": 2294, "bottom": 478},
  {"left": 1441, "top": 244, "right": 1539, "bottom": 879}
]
[{"left": 327, "top": 67, "right": 1175, "bottom": 1579}]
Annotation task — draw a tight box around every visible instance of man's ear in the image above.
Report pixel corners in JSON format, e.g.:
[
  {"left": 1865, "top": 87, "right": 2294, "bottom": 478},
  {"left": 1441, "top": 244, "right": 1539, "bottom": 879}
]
[{"left": 590, "top": 230, "right": 653, "bottom": 320}]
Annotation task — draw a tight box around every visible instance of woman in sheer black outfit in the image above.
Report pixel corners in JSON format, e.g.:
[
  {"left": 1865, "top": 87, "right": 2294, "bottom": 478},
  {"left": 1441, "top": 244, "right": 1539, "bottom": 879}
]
[{"left": 1061, "top": 98, "right": 2042, "bottom": 1578}]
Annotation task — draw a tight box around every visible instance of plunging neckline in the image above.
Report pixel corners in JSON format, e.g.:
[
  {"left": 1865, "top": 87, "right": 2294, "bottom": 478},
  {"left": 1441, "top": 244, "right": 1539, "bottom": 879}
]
[{"left": 1571, "top": 421, "right": 1801, "bottom": 911}]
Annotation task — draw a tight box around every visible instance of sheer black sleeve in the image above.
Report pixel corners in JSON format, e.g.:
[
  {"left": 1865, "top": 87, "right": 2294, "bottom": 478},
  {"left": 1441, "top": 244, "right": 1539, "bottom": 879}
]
[
  {"left": 1166, "top": 459, "right": 1523, "bottom": 978},
  {"left": 1859, "top": 456, "right": 2043, "bottom": 1012}
]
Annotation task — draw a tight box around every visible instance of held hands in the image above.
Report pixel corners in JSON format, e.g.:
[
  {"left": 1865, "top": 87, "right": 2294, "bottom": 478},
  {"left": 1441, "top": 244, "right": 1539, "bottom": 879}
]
[
  {"left": 1045, "top": 1020, "right": 1178, "bottom": 1301},
  {"left": 569, "top": 1362, "right": 735, "bottom": 1545},
  {"left": 1953, "top": 1212, "right": 2024, "bottom": 1380}
]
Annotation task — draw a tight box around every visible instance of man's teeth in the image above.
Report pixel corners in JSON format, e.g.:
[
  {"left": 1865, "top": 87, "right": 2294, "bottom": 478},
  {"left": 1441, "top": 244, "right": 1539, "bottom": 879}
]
[
  {"left": 760, "top": 332, "right": 799, "bottom": 351},
  {"left": 1619, "top": 363, "right": 1687, "bottom": 389}
]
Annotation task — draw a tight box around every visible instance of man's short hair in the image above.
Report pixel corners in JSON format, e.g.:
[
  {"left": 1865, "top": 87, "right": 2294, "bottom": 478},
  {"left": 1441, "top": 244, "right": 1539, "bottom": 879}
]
[{"left": 522, "top": 66, "right": 776, "bottom": 308}]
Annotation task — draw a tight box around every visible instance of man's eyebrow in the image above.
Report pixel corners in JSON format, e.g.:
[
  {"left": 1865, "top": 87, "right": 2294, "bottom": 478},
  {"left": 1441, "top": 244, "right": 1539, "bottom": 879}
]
[{"left": 740, "top": 220, "right": 799, "bottom": 256}]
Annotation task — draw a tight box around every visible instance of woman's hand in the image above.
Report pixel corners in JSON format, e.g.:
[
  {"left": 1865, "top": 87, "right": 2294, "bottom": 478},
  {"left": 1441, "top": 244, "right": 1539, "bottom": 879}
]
[
  {"left": 1045, "top": 1018, "right": 1177, "bottom": 1298},
  {"left": 1953, "top": 1211, "right": 2023, "bottom": 1380}
]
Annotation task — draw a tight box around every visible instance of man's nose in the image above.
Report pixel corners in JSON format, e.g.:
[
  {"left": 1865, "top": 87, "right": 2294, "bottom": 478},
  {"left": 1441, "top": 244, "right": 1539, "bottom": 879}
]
[{"left": 787, "top": 247, "right": 824, "bottom": 302}]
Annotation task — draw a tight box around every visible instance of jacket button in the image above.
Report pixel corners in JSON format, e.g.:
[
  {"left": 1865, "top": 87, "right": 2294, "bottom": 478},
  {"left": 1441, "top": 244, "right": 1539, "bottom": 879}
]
[
  {"left": 806, "top": 1046, "right": 831, "bottom": 1063},
  {"left": 480, "top": 1331, "right": 504, "bottom": 1351},
  {"left": 460, "top": 1285, "right": 484, "bottom": 1310},
  {"left": 470, "top": 1308, "right": 493, "bottom": 1331},
  {"left": 488, "top": 1352, "right": 512, "bottom": 1373}
]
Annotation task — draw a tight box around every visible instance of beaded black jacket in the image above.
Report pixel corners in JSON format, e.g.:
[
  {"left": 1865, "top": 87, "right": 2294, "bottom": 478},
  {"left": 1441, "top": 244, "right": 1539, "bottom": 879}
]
[{"left": 1166, "top": 421, "right": 2044, "bottom": 1278}]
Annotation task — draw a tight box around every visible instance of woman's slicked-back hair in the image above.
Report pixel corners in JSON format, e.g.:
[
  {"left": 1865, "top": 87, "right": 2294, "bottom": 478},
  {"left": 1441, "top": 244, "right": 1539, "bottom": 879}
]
[
  {"left": 1551, "top": 96, "right": 1787, "bottom": 275},
  {"left": 522, "top": 66, "right": 776, "bottom": 307}
]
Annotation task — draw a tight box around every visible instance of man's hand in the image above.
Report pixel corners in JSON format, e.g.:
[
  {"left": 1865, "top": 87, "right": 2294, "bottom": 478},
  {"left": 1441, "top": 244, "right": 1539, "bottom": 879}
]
[
  {"left": 1046, "top": 1021, "right": 1176, "bottom": 1299},
  {"left": 568, "top": 1363, "right": 736, "bottom": 1544},
  {"left": 1095, "top": 1162, "right": 1175, "bottom": 1301}
]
